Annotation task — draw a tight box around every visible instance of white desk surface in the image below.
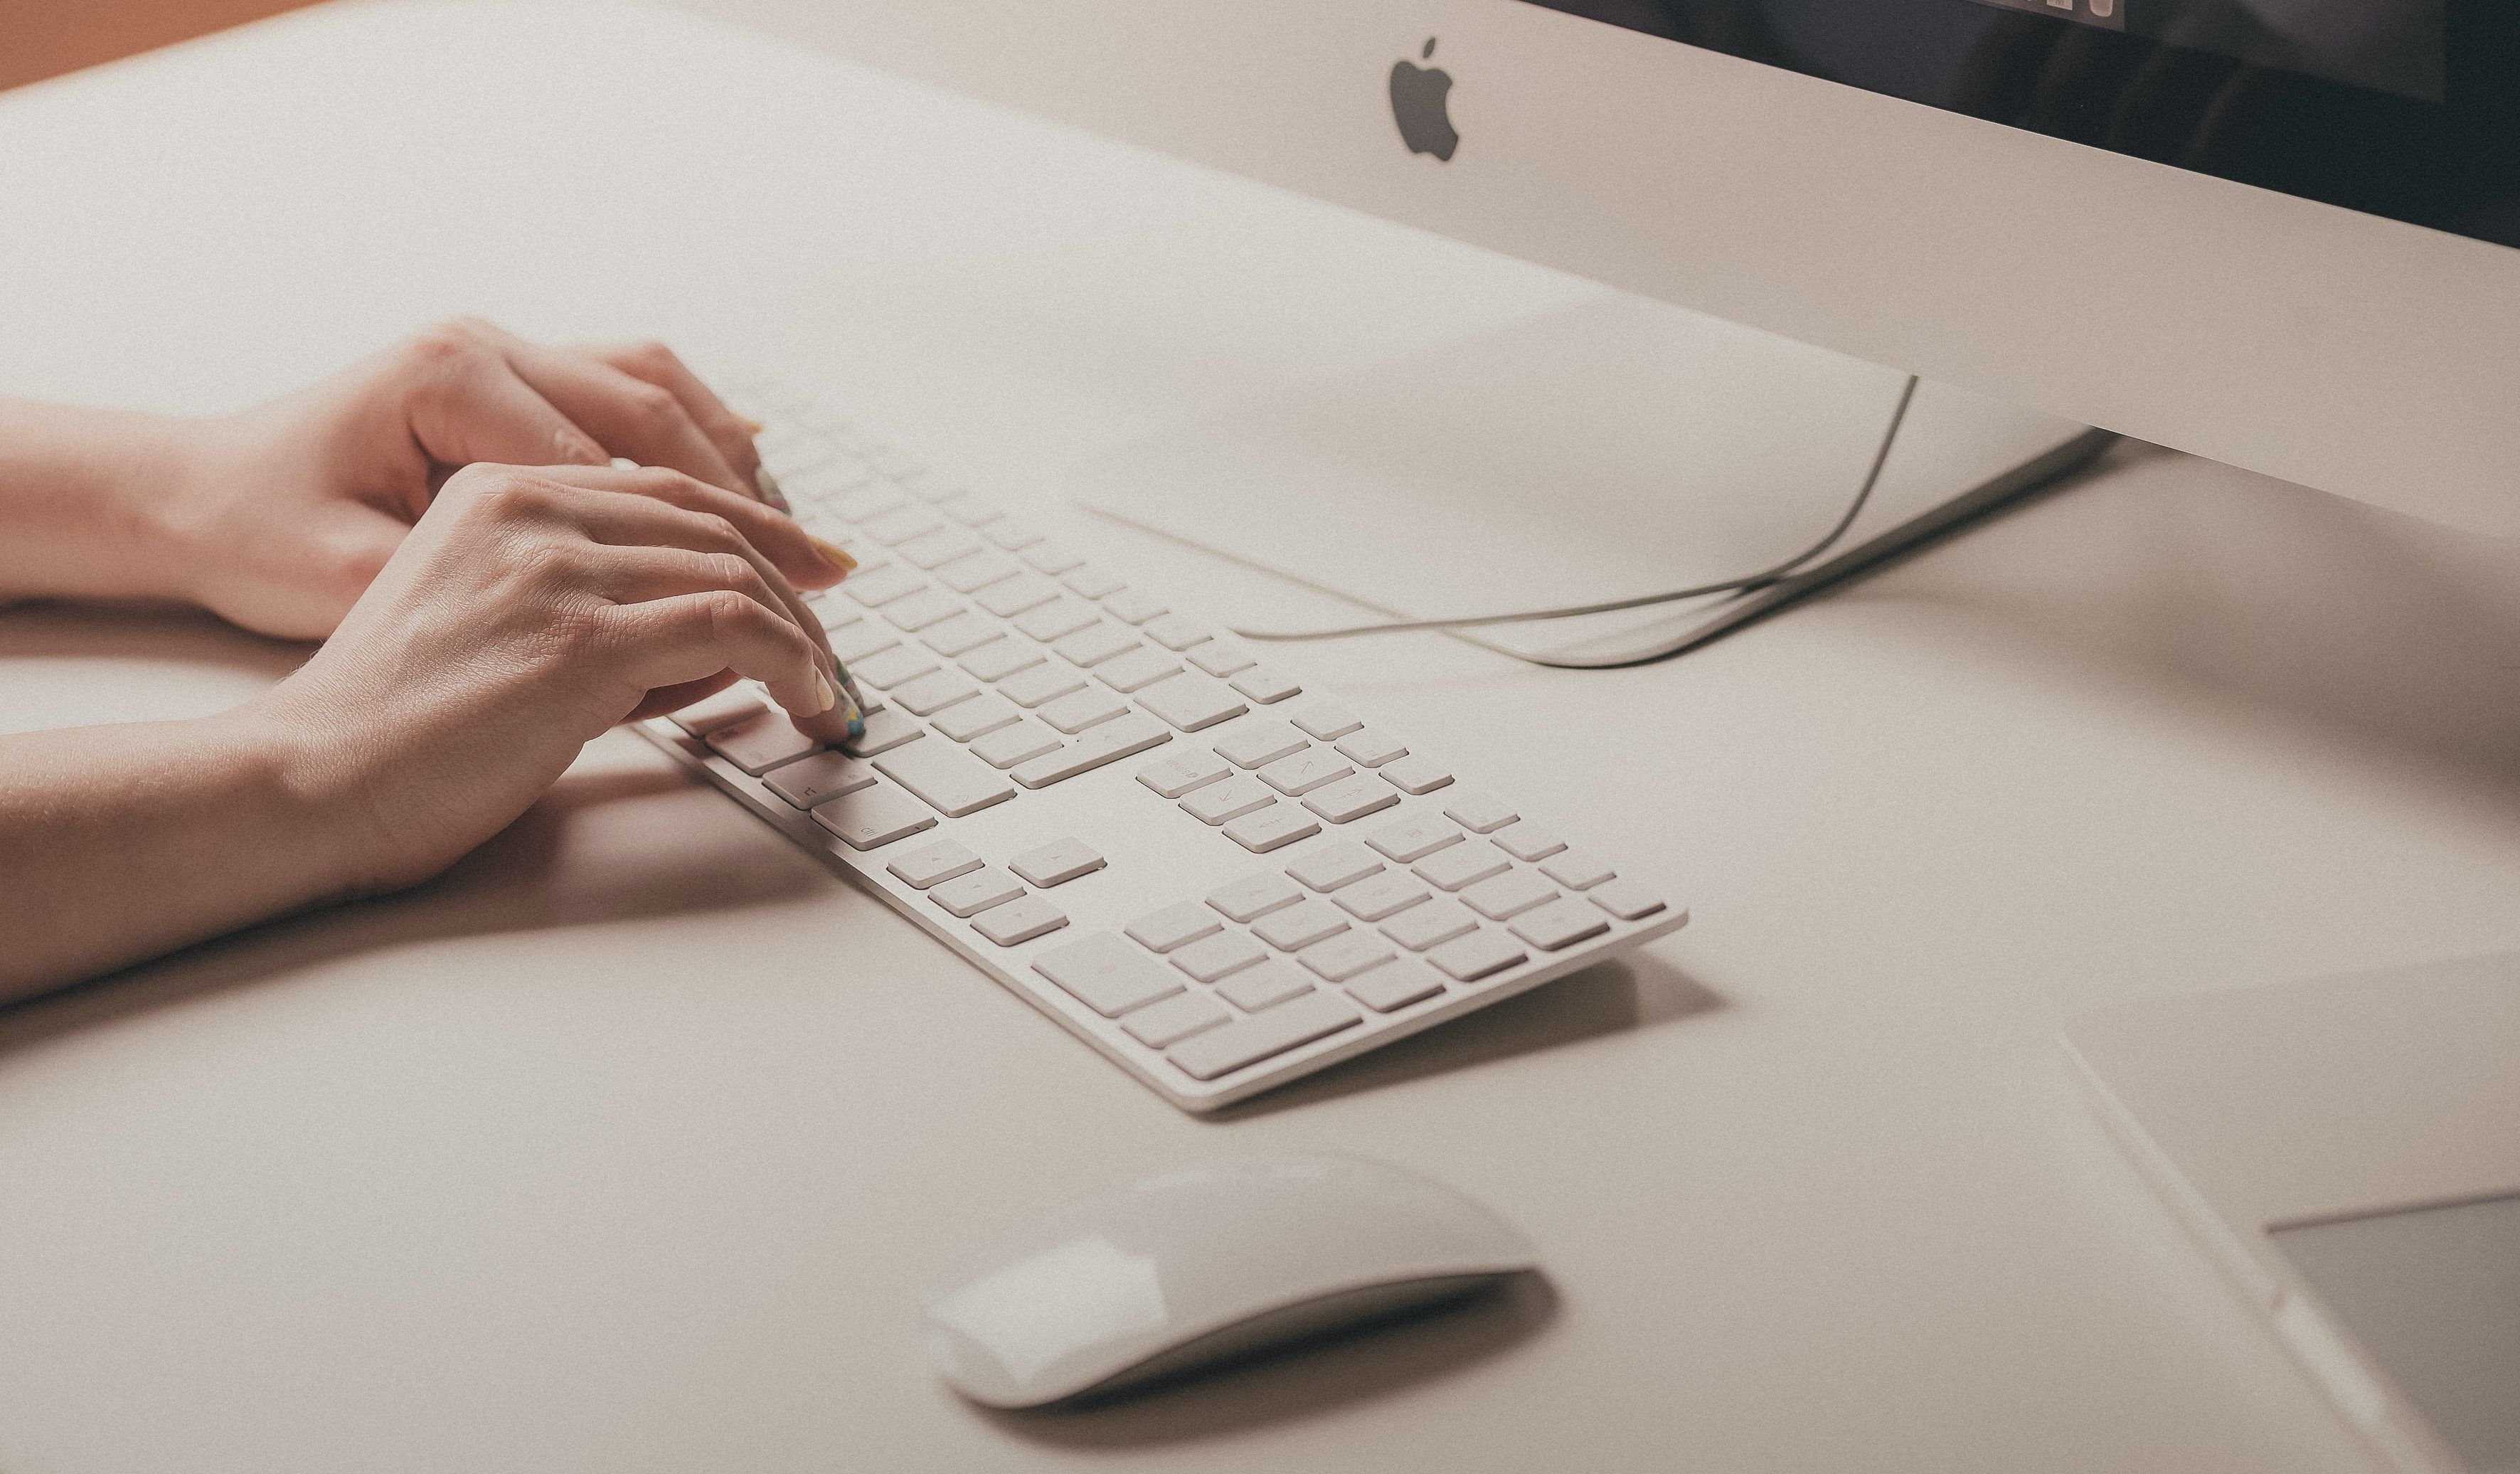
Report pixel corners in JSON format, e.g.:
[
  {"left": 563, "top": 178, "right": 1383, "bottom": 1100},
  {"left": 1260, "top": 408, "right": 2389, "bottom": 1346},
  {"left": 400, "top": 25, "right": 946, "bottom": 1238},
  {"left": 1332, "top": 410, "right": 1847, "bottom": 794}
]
[{"left": 4, "top": 4, "right": 2516, "bottom": 1470}]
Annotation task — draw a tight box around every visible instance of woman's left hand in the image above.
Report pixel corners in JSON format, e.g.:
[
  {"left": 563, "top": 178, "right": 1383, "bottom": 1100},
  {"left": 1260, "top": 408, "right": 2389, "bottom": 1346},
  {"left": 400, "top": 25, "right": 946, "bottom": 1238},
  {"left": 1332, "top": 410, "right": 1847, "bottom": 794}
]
[{"left": 158, "top": 317, "right": 792, "bottom": 640}]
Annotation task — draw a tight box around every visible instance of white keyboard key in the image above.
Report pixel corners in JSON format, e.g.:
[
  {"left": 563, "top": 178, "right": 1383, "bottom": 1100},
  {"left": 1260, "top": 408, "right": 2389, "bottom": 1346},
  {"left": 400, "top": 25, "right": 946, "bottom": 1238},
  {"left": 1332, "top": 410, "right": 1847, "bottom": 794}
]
[
  {"left": 880, "top": 586, "right": 966, "bottom": 632},
  {"left": 1040, "top": 687, "right": 1129, "bottom": 734},
  {"left": 1428, "top": 928, "right": 1529, "bottom": 982},
  {"left": 1298, "top": 929, "right": 1395, "bottom": 982},
  {"left": 875, "top": 740, "right": 1019, "bottom": 817},
  {"left": 999, "top": 662, "right": 1087, "bottom": 708},
  {"left": 1215, "top": 721, "right": 1307, "bottom": 770},
  {"left": 1258, "top": 748, "right": 1356, "bottom": 797},
  {"left": 1094, "top": 646, "right": 1183, "bottom": 694},
  {"left": 1167, "top": 991, "right": 1361, "bottom": 1081},
  {"left": 1493, "top": 823, "right": 1568, "bottom": 861},
  {"left": 810, "top": 783, "right": 937, "bottom": 849},
  {"left": 937, "top": 492, "right": 1001, "bottom": 527},
  {"left": 1102, "top": 589, "right": 1169, "bottom": 625},
  {"left": 1051, "top": 623, "right": 1138, "bottom": 668},
  {"left": 938, "top": 550, "right": 1019, "bottom": 593},
  {"left": 841, "top": 709, "right": 925, "bottom": 756},
  {"left": 1286, "top": 842, "right": 1382, "bottom": 892},
  {"left": 1036, "top": 933, "right": 1180, "bottom": 1017},
  {"left": 852, "top": 645, "right": 939, "bottom": 689},
  {"left": 1334, "top": 730, "right": 1408, "bottom": 768},
  {"left": 765, "top": 750, "right": 877, "bottom": 809},
  {"left": 1415, "top": 842, "right": 1509, "bottom": 892},
  {"left": 932, "top": 694, "right": 1022, "bottom": 743},
  {"left": 1253, "top": 898, "right": 1348, "bottom": 952},
  {"left": 893, "top": 669, "right": 980, "bottom": 716},
  {"left": 1181, "top": 774, "right": 1275, "bottom": 826},
  {"left": 1379, "top": 755, "right": 1455, "bottom": 795},
  {"left": 1206, "top": 871, "right": 1305, "bottom": 923},
  {"left": 1366, "top": 815, "right": 1462, "bottom": 864},
  {"left": 1143, "top": 613, "right": 1212, "bottom": 651},
  {"left": 900, "top": 526, "right": 983, "bottom": 571},
  {"left": 1441, "top": 791, "right": 1519, "bottom": 834},
  {"left": 830, "top": 622, "right": 903, "bottom": 663},
  {"left": 1346, "top": 958, "right": 1447, "bottom": 1013},
  {"left": 1302, "top": 773, "right": 1400, "bottom": 825},
  {"left": 1462, "top": 869, "right": 1560, "bottom": 920},
  {"left": 1290, "top": 699, "right": 1363, "bottom": 741},
  {"left": 1024, "top": 544, "right": 1088, "bottom": 576},
  {"left": 920, "top": 611, "right": 1004, "bottom": 658},
  {"left": 972, "top": 894, "right": 1068, "bottom": 946},
  {"left": 1126, "top": 902, "right": 1222, "bottom": 953},
  {"left": 960, "top": 638, "right": 1046, "bottom": 684},
  {"left": 984, "top": 517, "right": 1044, "bottom": 551},
  {"left": 671, "top": 685, "right": 767, "bottom": 736},
  {"left": 1331, "top": 869, "right": 1431, "bottom": 922},
  {"left": 1011, "top": 714, "right": 1170, "bottom": 788},
  {"left": 1010, "top": 838, "right": 1106, "bottom": 888},
  {"left": 863, "top": 504, "right": 942, "bottom": 545},
  {"left": 888, "top": 839, "right": 982, "bottom": 889},
  {"left": 843, "top": 563, "right": 926, "bottom": 605},
  {"left": 1137, "top": 674, "right": 1248, "bottom": 733},
  {"left": 1381, "top": 897, "right": 1480, "bottom": 952},
  {"left": 1510, "top": 896, "right": 1615, "bottom": 951},
  {"left": 1590, "top": 878, "right": 1670, "bottom": 921},
  {"left": 704, "top": 711, "right": 821, "bottom": 775},
  {"left": 1138, "top": 751, "right": 1233, "bottom": 799},
  {"left": 1189, "top": 638, "right": 1259, "bottom": 677},
  {"left": 1216, "top": 960, "right": 1314, "bottom": 1013},
  {"left": 831, "top": 483, "right": 903, "bottom": 523},
  {"left": 1541, "top": 851, "right": 1617, "bottom": 890},
  {"left": 931, "top": 866, "right": 1026, "bottom": 918},
  {"left": 1062, "top": 564, "right": 1126, "bottom": 599},
  {"left": 974, "top": 572, "right": 1062, "bottom": 618},
  {"left": 972, "top": 719, "right": 1063, "bottom": 769},
  {"left": 1225, "top": 804, "right": 1321, "bottom": 854},
  {"left": 1228, "top": 667, "right": 1302, "bottom": 704},
  {"left": 1171, "top": 929, "right": 1268, "bottom": 982},
  {"left": 812, "top": 597, "right": 863, "bottom": 631},
  {"left": 1014, "top": 598, "right": 1099, "bottom": 643},
  {"left": 1120, "top": 991, "right": 1230, "bottom": 1049}
]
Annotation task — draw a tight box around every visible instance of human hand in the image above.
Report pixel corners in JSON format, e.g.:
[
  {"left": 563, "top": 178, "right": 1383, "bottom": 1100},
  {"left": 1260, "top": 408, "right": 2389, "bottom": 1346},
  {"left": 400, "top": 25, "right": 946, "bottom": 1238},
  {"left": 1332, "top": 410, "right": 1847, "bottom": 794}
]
[
  {"left": 246, "top": 462, "right": 857, "bottom": 894},
  {"left": 161, "top": 318, "right": 809, "bottom": 640}
]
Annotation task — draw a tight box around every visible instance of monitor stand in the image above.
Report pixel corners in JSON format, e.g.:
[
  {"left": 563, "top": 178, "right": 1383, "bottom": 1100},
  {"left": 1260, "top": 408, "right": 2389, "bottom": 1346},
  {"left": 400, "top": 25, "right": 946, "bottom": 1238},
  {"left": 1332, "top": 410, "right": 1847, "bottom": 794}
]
[{"left": 1069, "top": 291, "right": 2115, "bottom": 667}]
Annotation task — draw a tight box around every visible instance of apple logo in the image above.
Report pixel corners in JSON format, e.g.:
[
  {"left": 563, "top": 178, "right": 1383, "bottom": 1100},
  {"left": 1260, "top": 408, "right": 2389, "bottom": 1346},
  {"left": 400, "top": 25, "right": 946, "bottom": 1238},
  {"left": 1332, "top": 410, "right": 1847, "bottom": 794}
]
[{"left": 1390, "top": 37, "right": 1458, "bottom": 161}]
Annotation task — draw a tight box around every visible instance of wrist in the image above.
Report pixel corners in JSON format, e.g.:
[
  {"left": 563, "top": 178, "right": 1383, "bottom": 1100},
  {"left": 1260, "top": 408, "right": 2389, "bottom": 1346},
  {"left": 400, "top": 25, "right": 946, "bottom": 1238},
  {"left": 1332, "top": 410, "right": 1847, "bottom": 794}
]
[
  {"left": 197, "top": 695, "right": 398, "bottom": 908},
  {"left": 0, "top": 401, "right": 220, "bottom": 606}
]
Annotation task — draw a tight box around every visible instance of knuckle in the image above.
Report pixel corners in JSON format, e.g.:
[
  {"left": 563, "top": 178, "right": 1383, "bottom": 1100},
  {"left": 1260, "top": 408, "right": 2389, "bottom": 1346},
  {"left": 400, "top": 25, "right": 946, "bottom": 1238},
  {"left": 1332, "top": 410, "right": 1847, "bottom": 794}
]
[
  {"left": 623, "top": 381, "right": 684, "bottom": 427},
  {"left": 624, "top": 339, "right": 680, "bottom": 374},
  {"left": 706, "top": 550, "right": 756, "bottom": 590},
  {"left": 402, "top": 320, "right": 487, "bottom": 373}
]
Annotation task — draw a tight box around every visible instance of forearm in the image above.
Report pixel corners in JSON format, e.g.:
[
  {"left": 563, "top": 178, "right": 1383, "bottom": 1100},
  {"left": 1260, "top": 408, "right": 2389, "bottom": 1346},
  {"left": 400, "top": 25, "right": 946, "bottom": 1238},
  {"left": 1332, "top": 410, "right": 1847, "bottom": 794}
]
[
  {"left": 0, "top": 400, "right": 202, "bottom": 606},
  {"left": 0, "top": 707, "right": 368, "bottom": 1004}
]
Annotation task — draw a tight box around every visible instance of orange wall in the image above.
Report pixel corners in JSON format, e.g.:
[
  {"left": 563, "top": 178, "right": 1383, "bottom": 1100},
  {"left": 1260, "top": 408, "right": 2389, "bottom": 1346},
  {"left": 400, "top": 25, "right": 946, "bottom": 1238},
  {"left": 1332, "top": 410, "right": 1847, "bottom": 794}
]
[{"left": 0, "top": 0, "right": 323, "bottom": 92}]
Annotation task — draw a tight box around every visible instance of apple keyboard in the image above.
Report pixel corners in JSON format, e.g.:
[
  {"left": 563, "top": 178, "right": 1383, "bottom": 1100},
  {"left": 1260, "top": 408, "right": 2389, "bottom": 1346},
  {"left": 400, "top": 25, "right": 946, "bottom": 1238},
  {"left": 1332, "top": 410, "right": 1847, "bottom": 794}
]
[{"left": 634, "top": 379, "right": 1689, "bottom": 1112}]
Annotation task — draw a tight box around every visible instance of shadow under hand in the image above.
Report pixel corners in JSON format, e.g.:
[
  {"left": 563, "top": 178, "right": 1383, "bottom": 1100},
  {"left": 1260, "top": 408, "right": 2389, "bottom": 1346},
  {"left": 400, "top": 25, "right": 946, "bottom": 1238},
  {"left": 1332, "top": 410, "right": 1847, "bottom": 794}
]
[
  {"left": 0, "top": 599, "right": 309, "bottom": 679},
  {"left": 984, "top": 1271, "right": 1559, "bottom": 1449},
  {"left": 0, "top": 747, "right": 822, "bottom": 1059},
  {"left": 1208, "top": 951, "right": 1723, "bottom": 1121}
]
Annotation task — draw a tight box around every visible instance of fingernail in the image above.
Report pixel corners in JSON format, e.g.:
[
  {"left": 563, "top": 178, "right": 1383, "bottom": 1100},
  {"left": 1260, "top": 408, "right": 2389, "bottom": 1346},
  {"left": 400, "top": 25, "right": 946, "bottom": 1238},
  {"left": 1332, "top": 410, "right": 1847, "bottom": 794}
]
[
  {"left": 754, "top": 467, "right": 792, "bottom": 511},
  {"left": 814, "top": 671, "right": 836, "bottom": 713},
  {"left": 740, "top": 415, "right": 765, "bottom": 435},
  {"left": 810, "top": 536, "right": 858, "bottom": 576},
  {"left": 841, "top": 689, "right": 864, "bottom": 733},
  {"left": 839, "top": 667, "right": 867, "bottom": 711}
]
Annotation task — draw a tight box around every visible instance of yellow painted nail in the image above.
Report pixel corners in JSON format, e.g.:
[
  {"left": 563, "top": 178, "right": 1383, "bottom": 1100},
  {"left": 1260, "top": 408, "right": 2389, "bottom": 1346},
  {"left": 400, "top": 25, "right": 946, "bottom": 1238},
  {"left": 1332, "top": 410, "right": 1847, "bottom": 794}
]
[
  {"left": 740, "top": 415, "right": 765, "bottom": 435},
  {"left": 815, "top": 671, "right": 837, "bottom": 712},
  {"left": 811, "top": 536, "right": 859, "bottom": 576}
]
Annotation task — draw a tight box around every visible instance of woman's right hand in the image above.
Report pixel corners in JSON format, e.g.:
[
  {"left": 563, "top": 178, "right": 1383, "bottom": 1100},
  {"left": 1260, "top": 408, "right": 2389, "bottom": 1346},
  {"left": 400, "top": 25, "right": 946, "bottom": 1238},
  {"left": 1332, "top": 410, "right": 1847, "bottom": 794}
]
[{"left": 248, "top": 460, "right": 857, "bottom": 896}]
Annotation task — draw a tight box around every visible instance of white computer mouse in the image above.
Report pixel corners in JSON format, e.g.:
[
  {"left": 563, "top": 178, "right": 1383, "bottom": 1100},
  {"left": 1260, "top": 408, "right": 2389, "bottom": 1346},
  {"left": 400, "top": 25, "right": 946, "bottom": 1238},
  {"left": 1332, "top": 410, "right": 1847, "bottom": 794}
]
[{"left": 922, "top": 1152, "right": 1539, "bottom": 1408}]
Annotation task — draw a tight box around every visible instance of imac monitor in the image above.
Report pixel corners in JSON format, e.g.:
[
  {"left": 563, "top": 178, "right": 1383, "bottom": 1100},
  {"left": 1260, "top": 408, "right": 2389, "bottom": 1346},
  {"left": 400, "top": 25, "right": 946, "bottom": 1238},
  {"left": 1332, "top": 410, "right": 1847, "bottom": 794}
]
[{"left": 727, "top": 0, "right": 2520, "bottom": 661}]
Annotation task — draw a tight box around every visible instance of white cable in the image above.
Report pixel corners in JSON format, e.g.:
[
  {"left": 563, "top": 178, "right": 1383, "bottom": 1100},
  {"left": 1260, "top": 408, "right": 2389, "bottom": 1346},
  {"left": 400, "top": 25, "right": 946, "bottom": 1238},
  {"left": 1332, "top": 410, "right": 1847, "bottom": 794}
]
[{"left": 1228, "top": 373, "right": 1920, "bottom": 648}]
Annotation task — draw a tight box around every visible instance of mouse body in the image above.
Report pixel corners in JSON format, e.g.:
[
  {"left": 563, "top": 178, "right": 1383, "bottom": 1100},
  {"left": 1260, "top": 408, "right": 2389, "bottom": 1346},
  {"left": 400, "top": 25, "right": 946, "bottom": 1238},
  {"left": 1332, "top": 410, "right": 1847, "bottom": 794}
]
[{"left": 922, "top": 1153, "right": 1539, "bottom": 1408}]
